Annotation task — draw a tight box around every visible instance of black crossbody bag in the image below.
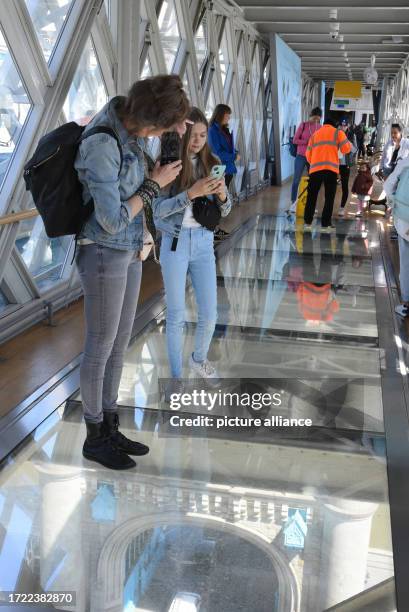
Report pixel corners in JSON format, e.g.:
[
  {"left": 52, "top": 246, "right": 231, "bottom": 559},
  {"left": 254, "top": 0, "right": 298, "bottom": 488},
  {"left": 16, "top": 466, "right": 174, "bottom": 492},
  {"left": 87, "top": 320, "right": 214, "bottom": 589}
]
[{"left": 192, "top": 196, "right": 221, "bottom": 231}]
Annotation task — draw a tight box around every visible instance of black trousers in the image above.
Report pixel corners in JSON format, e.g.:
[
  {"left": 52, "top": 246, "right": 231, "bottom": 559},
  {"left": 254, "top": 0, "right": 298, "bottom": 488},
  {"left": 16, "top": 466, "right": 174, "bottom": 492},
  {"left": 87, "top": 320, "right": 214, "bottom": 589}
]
[
  {"left": 339, "top": 165, "right": 350, "bottom": 208},
  {"left": 304, "top": 170, "right": 338, "bottom": 227},
  {"left": 357, "top": 139, "right": 365, "bottom": 157},
  {"left": 225, "top": 174, "right": 233, "bottom": 188}
]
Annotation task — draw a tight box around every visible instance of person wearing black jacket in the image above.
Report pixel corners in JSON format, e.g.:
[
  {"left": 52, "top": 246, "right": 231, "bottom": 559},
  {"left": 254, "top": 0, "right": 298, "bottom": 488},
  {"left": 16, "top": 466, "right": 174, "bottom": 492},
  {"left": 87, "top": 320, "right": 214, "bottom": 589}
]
[{"left": 338, "top": 119, "right": 357, "bottom": 217}]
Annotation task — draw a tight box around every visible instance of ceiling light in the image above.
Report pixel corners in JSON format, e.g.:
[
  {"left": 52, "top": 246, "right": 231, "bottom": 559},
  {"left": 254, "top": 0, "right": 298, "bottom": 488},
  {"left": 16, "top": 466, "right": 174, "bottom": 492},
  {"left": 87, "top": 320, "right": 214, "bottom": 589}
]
[
  {"left": 329, "top": 9, "right": 338, "bottom": 20},
  {"left": 340, "top": 44, "right": 345, "bottom": 50},
  {"left": 343, "top": 52, "right": 348, "bottom": 57}
]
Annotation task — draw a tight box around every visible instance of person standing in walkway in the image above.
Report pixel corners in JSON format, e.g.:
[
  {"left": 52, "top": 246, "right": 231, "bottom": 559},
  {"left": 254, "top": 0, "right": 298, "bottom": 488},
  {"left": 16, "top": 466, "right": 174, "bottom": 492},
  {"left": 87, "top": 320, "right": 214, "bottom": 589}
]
[
  {"left": 354, "top": 121, "right": 366, "bottom": 159},
  {"left": 288, "top": 106, "right": 322, "bottom": 213},
  {"left": 208, "top": 104, "right": 240, "bottom": 190},
  {"left": 304, "top": 117, "right": 351, "bottom": 230},
  {"left": 153, "top": 107, "right": 231, "bottom": 389},
  {"left": 208, "top": 104, "right": 238, "bottom": 240},
  {"left": 75, "top": 75, "right": 189, "bottom": 470},
  {"left": 338, "top": 118, "right": 357, "bottom": 217},
  {"left": 384, "top": 157, "right": 409, "bottom": 317},
  {"left": 351, "top": 163, "right": 373, "bottom": 217},
  {"left": 379, "top": 123, "right": 409, "bottom": 178}
]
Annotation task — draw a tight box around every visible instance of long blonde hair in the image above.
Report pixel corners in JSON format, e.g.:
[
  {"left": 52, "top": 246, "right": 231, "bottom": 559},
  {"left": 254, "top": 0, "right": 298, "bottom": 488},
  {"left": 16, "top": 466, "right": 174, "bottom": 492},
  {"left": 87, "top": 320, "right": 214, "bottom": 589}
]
[{"left": 174, "top": 107, "right": 219, "bottom": 193}]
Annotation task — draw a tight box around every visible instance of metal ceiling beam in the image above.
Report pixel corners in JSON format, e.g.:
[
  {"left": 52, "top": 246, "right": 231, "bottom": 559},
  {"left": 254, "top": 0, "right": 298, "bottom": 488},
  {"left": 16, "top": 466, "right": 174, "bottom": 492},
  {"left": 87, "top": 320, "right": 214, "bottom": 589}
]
[
  {"left": 277, "top": 33, "right": 409, "bottom": 37},
  {"left": 299, "top": 51, "right": 407, "bottom": 55},
  {"left": 249, "top": 20, "right": 409, "bottom": 25},
  {"left": 239, "top": 2, "right": 409, "bottom": 8}
]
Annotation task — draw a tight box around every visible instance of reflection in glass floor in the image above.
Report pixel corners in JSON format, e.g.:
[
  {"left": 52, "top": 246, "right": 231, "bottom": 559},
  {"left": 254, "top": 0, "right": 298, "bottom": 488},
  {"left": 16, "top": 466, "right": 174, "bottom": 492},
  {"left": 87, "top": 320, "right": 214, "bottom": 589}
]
[{"left": 0, "top": 214, "right": 396, "bottom": 611}]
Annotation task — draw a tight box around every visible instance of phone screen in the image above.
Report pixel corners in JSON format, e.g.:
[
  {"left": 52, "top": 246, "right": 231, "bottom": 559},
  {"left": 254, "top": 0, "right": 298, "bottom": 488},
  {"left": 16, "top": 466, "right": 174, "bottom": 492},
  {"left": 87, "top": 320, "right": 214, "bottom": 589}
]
[{"left": 160, "top": 132, "right": 181, "bottom": 166}]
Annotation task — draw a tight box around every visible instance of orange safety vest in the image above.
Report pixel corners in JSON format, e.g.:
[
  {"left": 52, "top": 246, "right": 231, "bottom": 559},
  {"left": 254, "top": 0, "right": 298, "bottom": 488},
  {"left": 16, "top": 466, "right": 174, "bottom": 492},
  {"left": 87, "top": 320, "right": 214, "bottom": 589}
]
[
  {"left": 297, "top": 282, "right": 340, "bottom": 321},
  {"left": 306, "top": 124, "right": 351, "bottom": 174}
]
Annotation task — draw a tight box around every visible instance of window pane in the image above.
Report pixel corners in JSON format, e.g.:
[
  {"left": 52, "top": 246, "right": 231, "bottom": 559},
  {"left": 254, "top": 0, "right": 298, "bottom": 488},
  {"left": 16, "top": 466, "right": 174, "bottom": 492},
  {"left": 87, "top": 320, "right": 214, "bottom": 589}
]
[
  {"left": 252, "top": 43, "right": 261, "bottom": 100},
  {"left": 157, "top": 0, "right": 181, "bottom": 74},
  {"left": 63, "top": 38, "right": 108, "bottom": 125},
  {"left": 237, "top": 33, "right": 246, "bottom": 91},
  {"left": 104, "top": 0, "right": 111, "bottom": 22},
  {"left": 218, "top": 29, "right": 230, "bottom": 87},
  {"left": 141, "top": 56, "right": 152, "bottom": 79},
  {"left": 205, "top": 83, "right": 216, "bottom": 120},
  {"left": 0, "top": 288, "right": 10, "bottom": 312},
  {"left": 0, "top": 28, "right": 32, "bottom": 190},
  {"left": 194, "top": 18, "right": 207, "bottom": 75},
  {"left": 16, "top": 216, "right": 72, "bottom": 292},
  {"left": 24, "top": 0, "right": 73, "bottom": 63}
]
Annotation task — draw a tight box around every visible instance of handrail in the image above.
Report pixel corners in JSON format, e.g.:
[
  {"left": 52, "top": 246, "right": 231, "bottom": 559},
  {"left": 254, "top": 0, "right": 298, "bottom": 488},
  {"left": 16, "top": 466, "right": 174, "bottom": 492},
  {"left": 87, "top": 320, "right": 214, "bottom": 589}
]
[{"left": 0, "top": 208, "right": 39, "bottom": 227}]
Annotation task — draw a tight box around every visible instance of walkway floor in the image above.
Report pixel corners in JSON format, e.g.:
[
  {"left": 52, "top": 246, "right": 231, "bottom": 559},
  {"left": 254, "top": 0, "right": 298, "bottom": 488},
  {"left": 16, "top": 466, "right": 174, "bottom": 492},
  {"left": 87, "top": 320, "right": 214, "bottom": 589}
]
[{"left": 0, "top": 182, "right": 399, "bottom": 611}]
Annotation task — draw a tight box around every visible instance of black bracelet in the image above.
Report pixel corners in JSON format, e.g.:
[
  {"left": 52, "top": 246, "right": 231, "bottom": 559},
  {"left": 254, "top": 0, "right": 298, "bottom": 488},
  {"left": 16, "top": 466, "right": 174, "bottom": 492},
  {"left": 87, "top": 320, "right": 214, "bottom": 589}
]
[
  {"left": 136, "top": 188, "right": 153, "bottom": 208},
  {"left": 143, "top": 178, "right": 160, "bottom": 196},
  {"left": 138, "top": 184, "right": 157, "bottom": 200}
]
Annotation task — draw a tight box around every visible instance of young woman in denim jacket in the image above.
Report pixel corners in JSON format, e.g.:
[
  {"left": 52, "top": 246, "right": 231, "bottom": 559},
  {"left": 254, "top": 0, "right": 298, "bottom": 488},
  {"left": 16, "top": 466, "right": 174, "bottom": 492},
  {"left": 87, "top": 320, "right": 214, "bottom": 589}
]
[
  {"left": 74, "top": 75, "right": 189, "bottom": 470},
  {"left": 153, "top": 108, "right": 231, "bottom": 390}
]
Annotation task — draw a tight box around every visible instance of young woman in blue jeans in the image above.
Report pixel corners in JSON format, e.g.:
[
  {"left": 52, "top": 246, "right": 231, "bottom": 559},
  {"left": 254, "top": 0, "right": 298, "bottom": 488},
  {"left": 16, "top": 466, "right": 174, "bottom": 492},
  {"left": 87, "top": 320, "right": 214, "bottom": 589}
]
[
  {"left": 74, "top": 75, "right": 189, "bottom": 469},
  {"left": 153, "top": 108, "right": 231, "bottom": 387}
]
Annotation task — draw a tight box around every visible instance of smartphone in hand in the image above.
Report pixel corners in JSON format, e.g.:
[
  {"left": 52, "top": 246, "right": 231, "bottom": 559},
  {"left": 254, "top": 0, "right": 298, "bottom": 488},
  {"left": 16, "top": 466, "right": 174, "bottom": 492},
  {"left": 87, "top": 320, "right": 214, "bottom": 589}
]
[
  {"left": 210, "top": 164, "right": 226, "bottom": 179},
  {"left": 160, "top": 132, "right": 181, "bottom": 166}
]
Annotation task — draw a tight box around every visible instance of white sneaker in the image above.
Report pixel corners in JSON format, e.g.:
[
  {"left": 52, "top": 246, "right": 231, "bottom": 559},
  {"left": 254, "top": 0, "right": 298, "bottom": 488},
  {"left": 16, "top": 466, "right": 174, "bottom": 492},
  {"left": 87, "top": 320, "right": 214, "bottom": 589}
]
[
  {"left": 320, "top": 225, "right": 336, "bottom": 233},
  {"left": 189, "top": 354, "right": 220, "bottom": 381},
  {"left": 288, "top": 201, "right": 297, "bottom": 214},
  {"left": 303, "top": 223, "right": 313, "bottom": 231},
  {"left": 395, "top": 304, "right": 409, "bottom": 318}
]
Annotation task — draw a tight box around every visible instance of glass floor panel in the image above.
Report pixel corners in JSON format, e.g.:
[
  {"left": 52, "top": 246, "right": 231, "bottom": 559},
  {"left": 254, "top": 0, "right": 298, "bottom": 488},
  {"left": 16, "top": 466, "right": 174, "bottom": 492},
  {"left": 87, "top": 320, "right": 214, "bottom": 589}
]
[
  {"left": 186, "top": 282, "right": 378, "bottom": 341},
  {"left": 217, "top": 249, "right": 374, "bottom": 286},
  {"left": 0, "top": 213, "right": 396, "bottom": 611},
  {"left": 255, "top": 214, "right": 374, "bottom": 236},
  {"left": 235, "top": 219, "right": 372, "bottom": 259},
  {"left": 0, "top": 400, "right": 394, "bottom": 612}
]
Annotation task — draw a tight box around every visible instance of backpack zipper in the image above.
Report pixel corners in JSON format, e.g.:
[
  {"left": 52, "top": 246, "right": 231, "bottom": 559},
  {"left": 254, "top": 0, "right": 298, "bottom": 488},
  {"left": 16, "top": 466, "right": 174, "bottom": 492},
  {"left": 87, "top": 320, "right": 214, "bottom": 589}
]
[{"left": 27, "top": 146, "right": 61, "bottom": 172}]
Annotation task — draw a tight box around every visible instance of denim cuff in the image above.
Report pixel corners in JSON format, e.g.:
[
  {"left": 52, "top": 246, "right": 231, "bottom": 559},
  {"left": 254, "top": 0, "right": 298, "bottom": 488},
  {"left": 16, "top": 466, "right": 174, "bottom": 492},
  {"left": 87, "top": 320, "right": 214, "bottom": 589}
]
[{"left": 122, "top": 200, "right": 133, "bottom": 221}]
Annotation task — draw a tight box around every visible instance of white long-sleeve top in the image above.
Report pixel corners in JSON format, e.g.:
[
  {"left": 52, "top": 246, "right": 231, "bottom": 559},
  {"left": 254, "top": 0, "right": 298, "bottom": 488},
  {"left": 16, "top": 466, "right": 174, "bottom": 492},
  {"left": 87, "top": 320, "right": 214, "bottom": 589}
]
[
  {"left": 384, "top": 157, "right": 409, "bottom": 240},
  {"left": 380, "top": 137, "right": 409, "bottom": 174}
]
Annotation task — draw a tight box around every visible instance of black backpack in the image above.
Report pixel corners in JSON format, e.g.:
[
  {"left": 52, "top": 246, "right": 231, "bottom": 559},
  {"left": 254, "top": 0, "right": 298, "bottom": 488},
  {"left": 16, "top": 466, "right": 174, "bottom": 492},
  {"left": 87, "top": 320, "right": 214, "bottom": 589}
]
[{"left": 23, "top": 122, "right": 123, "bottom": 238}]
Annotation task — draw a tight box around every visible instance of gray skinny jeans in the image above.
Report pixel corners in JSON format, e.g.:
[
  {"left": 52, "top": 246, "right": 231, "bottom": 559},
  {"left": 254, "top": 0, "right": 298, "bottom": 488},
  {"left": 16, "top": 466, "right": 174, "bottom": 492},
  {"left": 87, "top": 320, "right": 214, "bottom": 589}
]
[{"left": 76, "top": 244, "right": 142, "bottom": 422}]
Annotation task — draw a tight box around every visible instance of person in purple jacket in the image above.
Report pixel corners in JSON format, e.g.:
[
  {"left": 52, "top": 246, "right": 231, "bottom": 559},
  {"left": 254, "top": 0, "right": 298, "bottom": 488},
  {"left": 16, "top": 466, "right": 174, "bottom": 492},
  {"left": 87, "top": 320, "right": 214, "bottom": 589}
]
[{"left": 289, "top": 107, "right": 322, "bottom": 213}]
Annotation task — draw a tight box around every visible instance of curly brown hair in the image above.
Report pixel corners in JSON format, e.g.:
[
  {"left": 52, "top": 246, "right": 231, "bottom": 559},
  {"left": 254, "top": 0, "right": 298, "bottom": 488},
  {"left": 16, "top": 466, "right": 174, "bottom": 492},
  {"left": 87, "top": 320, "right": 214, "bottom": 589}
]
[
  {"left": 174, "top": 107, "right": 220, "bottom": 193},
  {"left": 117, "top": 74, "right": 190, "bottom": 131}
]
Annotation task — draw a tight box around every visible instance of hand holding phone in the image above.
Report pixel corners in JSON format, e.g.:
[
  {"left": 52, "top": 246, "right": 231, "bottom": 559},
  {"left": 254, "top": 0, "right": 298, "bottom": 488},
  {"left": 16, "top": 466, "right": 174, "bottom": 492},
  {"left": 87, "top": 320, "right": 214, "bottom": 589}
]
[
  {"left": 151, "top": 160, "right": 182, "bottom": 188},
  {"left": 160, "top": 132, "right": 181, "bottom": 166}
]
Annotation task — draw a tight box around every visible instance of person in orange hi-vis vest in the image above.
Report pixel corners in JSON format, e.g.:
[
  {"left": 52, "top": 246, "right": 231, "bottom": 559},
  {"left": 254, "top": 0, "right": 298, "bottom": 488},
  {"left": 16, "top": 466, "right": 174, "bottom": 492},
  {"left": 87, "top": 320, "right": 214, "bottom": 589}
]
[{"left": 304, "top": 116, "right": 351, "bottom": 230}]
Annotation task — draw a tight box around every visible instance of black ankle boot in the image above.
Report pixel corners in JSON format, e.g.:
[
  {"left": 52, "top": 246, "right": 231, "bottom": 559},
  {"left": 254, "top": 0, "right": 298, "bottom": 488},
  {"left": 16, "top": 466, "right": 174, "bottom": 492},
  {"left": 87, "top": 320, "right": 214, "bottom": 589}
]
[
  {"left": 103, "top": 412, "right": 150, "bottom": 456},
  {"left": 83, "top": 420, "right": 136, "bottom": 470}
]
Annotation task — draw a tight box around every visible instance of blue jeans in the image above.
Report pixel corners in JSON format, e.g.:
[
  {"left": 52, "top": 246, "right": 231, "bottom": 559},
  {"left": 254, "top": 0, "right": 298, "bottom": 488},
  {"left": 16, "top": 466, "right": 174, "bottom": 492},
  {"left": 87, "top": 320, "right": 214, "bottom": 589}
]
[
  {"left": 160, "top": 228, "right": 217, "bottom": 377},
  {"left": 76, "top": 244, "right": 142, "bottom": 422},
  {"left": 398, "top": 235, "right": 409, "bottom": 302},
  {"left": 291, "top": 155, "right": 308, "bottom": 203}
]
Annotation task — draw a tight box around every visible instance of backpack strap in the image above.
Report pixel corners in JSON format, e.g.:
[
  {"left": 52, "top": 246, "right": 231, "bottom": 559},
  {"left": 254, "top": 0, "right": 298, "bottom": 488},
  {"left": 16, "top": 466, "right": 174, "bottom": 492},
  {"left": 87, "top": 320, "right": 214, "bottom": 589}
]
[
  {"left": 80, "top": 126, "right": 123, "bottom": 172},
  {"left": 71, "top": 126, "right": 123, "bottom": 266}
]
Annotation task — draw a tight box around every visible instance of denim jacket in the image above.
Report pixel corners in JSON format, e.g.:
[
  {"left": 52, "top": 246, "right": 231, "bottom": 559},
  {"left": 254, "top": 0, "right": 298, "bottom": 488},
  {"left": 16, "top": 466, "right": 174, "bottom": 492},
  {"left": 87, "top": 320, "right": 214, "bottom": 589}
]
[
  {"left": 153, "top": 184, "right": 232, "bottom": 238},
  {"left": 75, "top": 96, "right": 146, "bottom": 250}
]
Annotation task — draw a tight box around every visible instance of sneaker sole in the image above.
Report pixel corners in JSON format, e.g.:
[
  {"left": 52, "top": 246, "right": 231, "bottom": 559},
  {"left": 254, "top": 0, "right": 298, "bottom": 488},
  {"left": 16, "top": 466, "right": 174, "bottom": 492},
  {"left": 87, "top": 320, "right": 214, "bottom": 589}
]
[{"left": 82, "top": 450, "right": 136, "bottom": 470}]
